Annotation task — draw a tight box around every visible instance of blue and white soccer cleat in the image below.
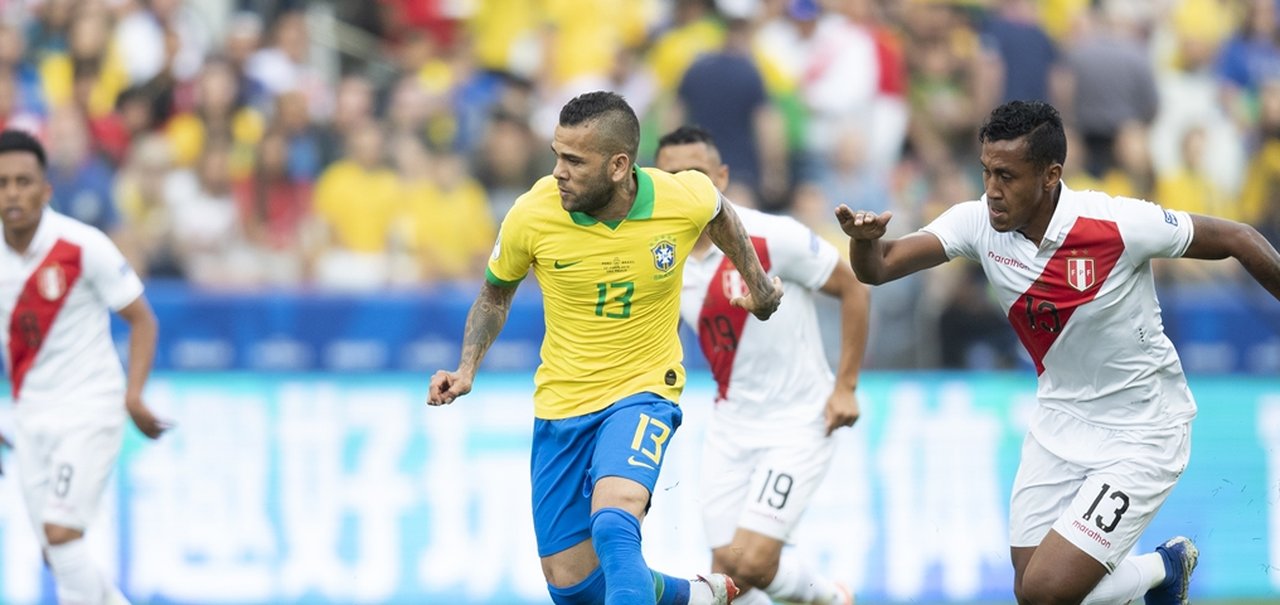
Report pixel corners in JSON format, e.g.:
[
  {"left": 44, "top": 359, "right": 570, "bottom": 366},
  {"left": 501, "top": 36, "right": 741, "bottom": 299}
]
[{"left": 1144, "top": 536, "right": 1199, "bottom": 605}]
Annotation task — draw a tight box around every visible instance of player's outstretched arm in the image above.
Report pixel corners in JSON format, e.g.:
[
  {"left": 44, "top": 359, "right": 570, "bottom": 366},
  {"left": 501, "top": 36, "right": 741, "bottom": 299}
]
[
  {"left": 835, "top": 205, "right": 950, "bottom": 285},
  {"left": 705, "top": 201, "right": 783, "bottom": 320},
  {"left": 1183, "top": 214, "right": 1280, "bottom": 300},
  {"left": 428, "top": 281, "right": 518, "bottom": 406},
  {"left": 117, "top": 296, "right": 172, "bottom": 439},
  {"left": 819, "top": 260, "right": 869, "bottom": 435}
]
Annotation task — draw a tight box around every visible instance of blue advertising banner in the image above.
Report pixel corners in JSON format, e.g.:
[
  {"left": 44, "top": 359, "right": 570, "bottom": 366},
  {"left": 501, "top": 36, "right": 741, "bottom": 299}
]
[
  {"left": 115, "top": 281, "right": 1280, "bottom": 374},
  {"left": 0, "top": 372, "right": 1276, "bottom": 604}
]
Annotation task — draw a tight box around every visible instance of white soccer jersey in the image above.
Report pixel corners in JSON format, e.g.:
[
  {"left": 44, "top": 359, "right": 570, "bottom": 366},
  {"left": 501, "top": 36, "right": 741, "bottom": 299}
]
[
  {"left": 0, "top": 209, "right": 143, "bottom": 408},
  {"left": 922, "top": 183, "right": 1197, "bottom": 430},
  {"left": 680, "top": 207, "right": 840, "bottom": 435}
]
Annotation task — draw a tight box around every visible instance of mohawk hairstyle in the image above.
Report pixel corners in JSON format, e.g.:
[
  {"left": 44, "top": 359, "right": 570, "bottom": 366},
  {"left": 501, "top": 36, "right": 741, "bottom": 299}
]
[{"left": 559, "top": 91, "right": 640, "bottom": 161}]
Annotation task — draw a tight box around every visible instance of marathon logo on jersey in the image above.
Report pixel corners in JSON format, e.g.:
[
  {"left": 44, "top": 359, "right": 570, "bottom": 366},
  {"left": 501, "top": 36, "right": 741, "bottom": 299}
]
[
  {"left": 987, "top": 250, "right": 1030, "bottom": 270},
  {"left": 36, "top": 264, "right": 67, "bottom": 301},
  {"left": 1163, "top": 209, "right": 1178, "bottom": 226},
  {"left": 1066, "top": 257, "right": 1095, "bottom": 292},
  {"left": 651, "top": 238, "right": 677, "bottom": 273}
]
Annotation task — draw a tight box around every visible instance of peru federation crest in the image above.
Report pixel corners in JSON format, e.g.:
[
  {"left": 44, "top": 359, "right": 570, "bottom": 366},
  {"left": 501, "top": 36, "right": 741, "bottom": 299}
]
[
  {"left": 37, "top": 264, "right": 67, "bottom": 301},
  {"left": 720, "top": 269, "right": 748, "bottom": 300},
  {"left": 1066, "top": 257, "right": 1095, "bottom": 292},
  {"left": 652, "top": 240, "right": 676, "bottom": 272}
]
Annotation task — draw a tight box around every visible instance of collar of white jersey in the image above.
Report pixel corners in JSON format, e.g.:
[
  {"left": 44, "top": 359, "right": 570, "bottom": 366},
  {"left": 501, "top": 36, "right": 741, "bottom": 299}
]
[
  {"left": 1036, "top": 181, "right": 1079, "bottom": 248},
  {"left": 4, "top": 207, "right": 55, "bottom": 259}
]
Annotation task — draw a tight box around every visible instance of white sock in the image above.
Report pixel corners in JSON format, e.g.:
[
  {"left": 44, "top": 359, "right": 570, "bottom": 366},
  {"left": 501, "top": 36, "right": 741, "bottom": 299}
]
[
  {"left": 689, "top": 578, "right": 714, "bottom": 605},
  {"left": 764, "top": 553, "right": 843, "bottom": 604},
  {"left": 1081, "top": 553, "right": 1166, "bottom": 605},
  {"left": 733, "top": 587, "right": 773, "bottom": 605},
  {"left": 45, "top": 540, "right": 105, "bottom": 605}
]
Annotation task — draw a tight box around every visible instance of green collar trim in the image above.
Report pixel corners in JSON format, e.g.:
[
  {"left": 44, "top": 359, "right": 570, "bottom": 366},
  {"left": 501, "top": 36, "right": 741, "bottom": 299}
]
[{"left": 569, "top": 166, "right": 654, "bottom": 229}]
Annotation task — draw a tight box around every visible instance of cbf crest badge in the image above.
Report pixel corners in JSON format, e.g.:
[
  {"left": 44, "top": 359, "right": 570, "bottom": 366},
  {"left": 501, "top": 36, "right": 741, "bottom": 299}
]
[
  {"left": 1066, "top": 257, "right": 1095, "bottom": 292},
  {"left": 651, "top": 239, "right": 677, "bottom": 272},
  {"left": 37, "top": 264, "right": 67, "bottom": 301}
]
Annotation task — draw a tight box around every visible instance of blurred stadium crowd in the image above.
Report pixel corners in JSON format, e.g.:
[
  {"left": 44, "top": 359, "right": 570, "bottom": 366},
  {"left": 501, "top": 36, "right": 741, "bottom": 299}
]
[{"left": 0, "top": 0, "right": 1274, "bottom": 368}]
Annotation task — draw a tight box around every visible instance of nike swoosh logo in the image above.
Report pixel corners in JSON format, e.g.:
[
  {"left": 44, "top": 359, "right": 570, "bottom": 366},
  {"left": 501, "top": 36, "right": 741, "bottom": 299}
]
[
  {"left": 626, "top": 456, "right": 656, "bottom": 470},
  {"left": 554, "top": 260, "right": 582, "bottom": 269}
]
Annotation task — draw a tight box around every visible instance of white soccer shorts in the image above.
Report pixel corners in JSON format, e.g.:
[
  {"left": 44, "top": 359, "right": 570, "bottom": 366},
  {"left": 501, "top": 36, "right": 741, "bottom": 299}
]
[
  {"left": 1009, "top": 409, "right": 1190, "bottom": 571},
  {"left": 699, "top": 424, "right": 836, "bottom": 547},
  {"left": 13, "top": 404, "right": 125, "bottom": 540}
]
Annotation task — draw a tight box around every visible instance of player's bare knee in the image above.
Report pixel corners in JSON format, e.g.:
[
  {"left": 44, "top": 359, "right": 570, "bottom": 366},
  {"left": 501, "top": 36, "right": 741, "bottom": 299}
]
[
  {"left": 729, "top": 550, "right": 780, "bottom": 590},
  {"left": 1014, "top": 580, "right": 1083, "bottom": 605},
  {"left": 591, "top": 477, "right": 652, "bottom": 518},
  {"left": 710, "top": 547, "right": 740, "bottom": 576},
  {"left": 42, "top": 523, "right": 83, "bottom": 546},
  {"left": 541, "top": 540, "right": 599, "bottom": 588}
]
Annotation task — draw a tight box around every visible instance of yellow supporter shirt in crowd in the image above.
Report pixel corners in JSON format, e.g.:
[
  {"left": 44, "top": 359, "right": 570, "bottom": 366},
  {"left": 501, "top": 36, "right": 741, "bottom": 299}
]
[
  {"left": 314, "top": 160, "right": 401, "bottom": 253},
  {"left": 1156, "top": 170, "right": 1237, "bottom": 222},
  {"left": 402, "top": 178, "right": 496, "bottom": 280},
  {"left": 487, "top": 167, "right": 720, "bottom": 420},
  {"left": 39, "top": 47, "right": 128, "bottom": 117},
  {"left": 1239, "top": 139, "right": 1280, "bottom": 226},
  {"left": 647, "top": 17, "right": 725, "bottom": 92},
  {"left": 467, "top": 0, "right": 542, "bottom": 73},
  {"left": 542, "top": 0, "right": 651, "bottom": 85},
  {"left": 468, "top": 0, "right": 651, "bottom": 83},
  {"left": 164, "top": 109, "right": 265, "bottom": 175},
  {"left": 1037, "top": 0, "right": 1089, "bottom": 43}
]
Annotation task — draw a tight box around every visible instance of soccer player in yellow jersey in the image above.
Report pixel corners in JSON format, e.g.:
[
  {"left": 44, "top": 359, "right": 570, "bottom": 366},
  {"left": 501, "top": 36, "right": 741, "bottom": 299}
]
[{"left": 428, "top": 91, "right": 783, "bottom": 605}]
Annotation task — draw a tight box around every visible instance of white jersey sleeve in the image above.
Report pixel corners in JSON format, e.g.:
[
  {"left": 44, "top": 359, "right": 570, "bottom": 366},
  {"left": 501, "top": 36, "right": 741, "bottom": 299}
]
[
  {"left": 920, "top": 200, "right": 986, "bottom": 262},
  {"left": 1112, "top": 197, "right": 1194, "bottom": 261},
  {"left": 81, "top": 228, "right": 144, "bottom": 311},
  {"left": 768, "top": 215, "right": 840, "bottom": 290}
]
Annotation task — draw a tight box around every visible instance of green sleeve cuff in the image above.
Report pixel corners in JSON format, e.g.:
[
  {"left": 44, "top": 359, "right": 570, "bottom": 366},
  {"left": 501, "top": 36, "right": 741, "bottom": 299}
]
[{"left": 485, "top": 267, "right": 524, "bottom": 287}]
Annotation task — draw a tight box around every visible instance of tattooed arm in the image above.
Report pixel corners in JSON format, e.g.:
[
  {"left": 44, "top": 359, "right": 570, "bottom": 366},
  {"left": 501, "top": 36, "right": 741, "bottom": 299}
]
[
  {"left": 705, "top": 199, "right": 783, "bottom": 320},
  {"left": 428, "top": 281, "right": 518, "bottom": 405}
]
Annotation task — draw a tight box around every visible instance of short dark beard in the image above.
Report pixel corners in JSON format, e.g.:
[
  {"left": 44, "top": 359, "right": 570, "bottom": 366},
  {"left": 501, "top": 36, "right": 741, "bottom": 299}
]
[
  {"left": 575, "top": 164, "right": 630, "bottom": 218},
  {"left": 571, "top": 180, "right": 612, "bottom": 215}
]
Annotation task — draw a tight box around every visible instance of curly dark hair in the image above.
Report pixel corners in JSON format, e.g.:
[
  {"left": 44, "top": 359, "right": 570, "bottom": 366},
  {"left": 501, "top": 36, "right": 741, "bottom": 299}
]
[
  {"left": 559, "top": 91, "right": 640, "bottom": 162},
  {"left": 978, "top": 101, "right": 1066, "bottom": 169}
]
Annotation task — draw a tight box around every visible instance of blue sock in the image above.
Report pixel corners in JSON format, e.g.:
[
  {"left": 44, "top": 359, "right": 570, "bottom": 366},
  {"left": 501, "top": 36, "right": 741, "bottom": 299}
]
[
  {"left": 547, "top": 566, "right": 607, "bottom": 605},
  {"left": 652, "top": 569, "right": 691, "bottom": 605},
  {"left": 591, "top": 507, "right": 654, "bottom": 605}
]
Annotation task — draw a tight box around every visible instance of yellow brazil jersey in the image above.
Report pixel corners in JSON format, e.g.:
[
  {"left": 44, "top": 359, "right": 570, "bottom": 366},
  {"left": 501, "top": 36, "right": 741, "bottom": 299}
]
[
  {"left": 314, "top": 161, "right": 401, "bottom": 253},
  {"left": 487, "top": 167, "right": 720, "bottom": 420}
]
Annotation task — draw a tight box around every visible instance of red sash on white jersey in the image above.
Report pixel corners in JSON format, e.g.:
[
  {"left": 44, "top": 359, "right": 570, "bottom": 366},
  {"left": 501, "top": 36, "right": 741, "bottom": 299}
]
[
  {"left": 1007, "top": 218, "right": 1123, "bottom": 374},
  {"left": 9, "top": 239, "right": 82, "bottom": 399},
  {"left": 697, "top": 236, "right": 770, "bottom": 401}
]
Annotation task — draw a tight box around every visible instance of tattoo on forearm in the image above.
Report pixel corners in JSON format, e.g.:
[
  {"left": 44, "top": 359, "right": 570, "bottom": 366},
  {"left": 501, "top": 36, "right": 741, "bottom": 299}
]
[
  {"left": 460, "top": 283, "right": 515, "bottom": 372},
  {"left": 708, "top": 208, "right": 771, "bottom": 294}
]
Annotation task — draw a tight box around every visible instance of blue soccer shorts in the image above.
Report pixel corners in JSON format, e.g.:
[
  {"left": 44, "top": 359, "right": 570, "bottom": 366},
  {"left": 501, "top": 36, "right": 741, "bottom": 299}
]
[{"left": 529, "top": 391, "right": 683, "bottom": 557}]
